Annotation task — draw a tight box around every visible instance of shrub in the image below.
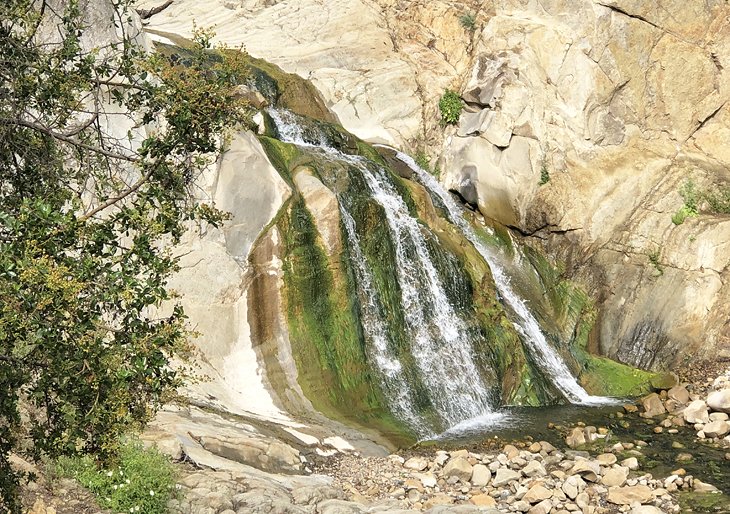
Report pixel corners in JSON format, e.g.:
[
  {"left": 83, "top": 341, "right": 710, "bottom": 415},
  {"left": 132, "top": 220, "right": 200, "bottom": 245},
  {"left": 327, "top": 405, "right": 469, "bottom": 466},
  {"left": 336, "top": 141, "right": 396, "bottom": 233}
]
[
  {"left": 0, "top": 0, "right": 244, "bottom": 508},
  {"left": 538, "top": 160, "right": 550, "bottom": 185},
  {"left": 56, "top": 440, "right": 176, "bottom": 514},
  {"left": 459, "top": 13, "right": 477, "bottom": 31},
  {"left": 672, "top": 179, "right": 699, "bottom": 225},
  {"left": 704, "top": 187, "right": 730, "bottom": 214},
  {"left": 439, "top": 90, "right": 463, "bottom": 126}
]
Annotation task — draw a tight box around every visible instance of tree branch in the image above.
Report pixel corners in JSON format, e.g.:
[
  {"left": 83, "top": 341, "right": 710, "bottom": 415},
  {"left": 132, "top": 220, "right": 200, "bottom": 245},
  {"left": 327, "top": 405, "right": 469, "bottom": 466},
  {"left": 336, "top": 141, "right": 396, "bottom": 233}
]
[
  {"left": 136, "top": 0, "right": 174, "bottom": 20},
  {"left": 79, "top": 168, "right": 155, "bottom": 222},
  {"left": 0, "top": 118, "right": 139, "bottom": 163}
]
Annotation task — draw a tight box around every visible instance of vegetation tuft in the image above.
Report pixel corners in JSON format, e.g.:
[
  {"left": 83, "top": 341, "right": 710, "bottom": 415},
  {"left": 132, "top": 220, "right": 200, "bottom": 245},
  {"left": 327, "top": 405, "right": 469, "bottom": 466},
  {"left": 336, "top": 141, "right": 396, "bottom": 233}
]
[
  {"left": 415, "top": 150, "right": 441, "bottom": 178},
  {"left": 439, "top": 90, "right": 463, "bottom": 126},
  {"left": 647, "top": 248, "right": 664, "bottom": 276},
  {"left": 539, "top": 160, "right": 550, "bottom": 186},
  {"left": 459, "top": 13, "right": 477, "bottom": 32},
  {"left": 55, "top": 440, "right": 176, "bottom": 514},
  {"left": 672, "top": 178, "right": 730, "bottom": 225}
]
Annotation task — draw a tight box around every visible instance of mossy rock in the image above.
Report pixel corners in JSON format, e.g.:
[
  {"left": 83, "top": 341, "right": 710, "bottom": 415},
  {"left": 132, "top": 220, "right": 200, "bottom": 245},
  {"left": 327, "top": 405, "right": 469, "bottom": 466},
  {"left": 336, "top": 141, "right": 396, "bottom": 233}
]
[{"left": 278, "top": 195, "right": 415, "bottom": 444}]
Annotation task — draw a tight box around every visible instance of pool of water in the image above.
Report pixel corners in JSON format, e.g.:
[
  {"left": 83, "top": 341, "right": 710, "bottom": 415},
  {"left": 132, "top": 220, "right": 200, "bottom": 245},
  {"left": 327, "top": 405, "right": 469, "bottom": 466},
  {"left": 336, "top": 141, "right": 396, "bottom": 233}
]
[{"left": 422, "top": 404, "right": 730, "bottom": 513}]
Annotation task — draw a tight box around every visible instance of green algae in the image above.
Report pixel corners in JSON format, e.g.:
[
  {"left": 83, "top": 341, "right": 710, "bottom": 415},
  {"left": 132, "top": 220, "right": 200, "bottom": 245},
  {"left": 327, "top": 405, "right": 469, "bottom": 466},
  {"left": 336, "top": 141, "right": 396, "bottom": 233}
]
[
  {"left": 518, "top": 244, "right": 670, "bottom": 397},
  {"left": 278, "top": 195, "right": 415, "bottom": 443}
]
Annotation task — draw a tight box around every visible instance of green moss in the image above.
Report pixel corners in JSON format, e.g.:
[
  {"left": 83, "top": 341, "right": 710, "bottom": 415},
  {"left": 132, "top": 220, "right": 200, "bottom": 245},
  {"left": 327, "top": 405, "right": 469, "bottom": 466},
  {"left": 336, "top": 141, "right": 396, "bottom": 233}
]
[
  {"left": 678, "top": 491, "right": 730, "bottom": 513},
  {"left": 520, "top": 248, "right": 670, "bottom": 397},
  {"left": 402, "top": 180, "right": 557, "bottom": 406},
  {"left": 279, "top": 196, "right": 414, "bottom": 442},
  {"left": 257, "top": 136, "right": 299, "bottom": 182},
  {"left": 244, "top": 56, "right": 336, "bottom": 123},
  {"left": 356, "top": 141, "right": 387, "bottom": 165}
]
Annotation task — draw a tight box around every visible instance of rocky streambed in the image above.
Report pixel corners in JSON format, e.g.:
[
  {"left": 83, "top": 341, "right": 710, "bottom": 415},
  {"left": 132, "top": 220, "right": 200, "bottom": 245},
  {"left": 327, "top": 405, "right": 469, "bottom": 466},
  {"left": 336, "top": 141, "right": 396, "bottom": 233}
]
[{"left": 22, "top": 371, "right": 730, "bottom": 514}]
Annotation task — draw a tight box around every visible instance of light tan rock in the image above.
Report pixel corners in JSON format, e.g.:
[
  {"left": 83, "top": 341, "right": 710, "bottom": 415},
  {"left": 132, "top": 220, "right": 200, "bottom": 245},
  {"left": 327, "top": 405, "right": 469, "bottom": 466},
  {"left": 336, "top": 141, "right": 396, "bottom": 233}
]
[
  {"left": 601, "top": 466, "right": 629, "bottom": 487},
  {"left": 596, "top": 453, "right": 617, "bottom": 466},
  {"left": 702, "top": 420, "right": 730, "bottom": 438},
  {"left": 528, "top": 499, "right": 553, "bottom": 514},
  {"left": 403, "top": 456, "right": 429, "bottom": 471},
  {"left": 684, "top": 400, "right": 711, "bottom": 424},
  {"left": 523, "top": 460, "right": 547, "bottom": 477},
  {"left": 471, "top": 493, "right": 497, "bottom": 507},
  {"left": 523, "top": 484, "right": 552, "bottom": 504},
  {"left": 607, "top": 485, "right": 653, "bottom": 505},
  {"left": 562, "top": 475, "right": 586, "bottom": 500},
  {"left": 293, "top": 168, "right": 342, "bottom": 256},
  {"left": 470, "top": 464, "right": 491, "bottom": 486},
  {"left": 566, "top": 427, "right": 587, "bottom": 448},
  {"left": 443, "top": 456, "right": 473, "bottom": 481},
  {"left": 621, "top": 457, "right": 640, "bottom": 470},
  {"left": 668, "top": 385, "right": 690, "bottom": 404},
  {"left": 569, "top": 460, "right": 601, "bottom": 482},
  {"left": 493, "top": 468, "right": 521, "bottom": 486},
  {"left": 641, "top": 393, "right": 666, "bottom": 417},
  {"left": 694, "top": 479, "right": 720, "bottom": 492},
  {"left": 708, "top": 390, "right": 730, "bottom": 413}
]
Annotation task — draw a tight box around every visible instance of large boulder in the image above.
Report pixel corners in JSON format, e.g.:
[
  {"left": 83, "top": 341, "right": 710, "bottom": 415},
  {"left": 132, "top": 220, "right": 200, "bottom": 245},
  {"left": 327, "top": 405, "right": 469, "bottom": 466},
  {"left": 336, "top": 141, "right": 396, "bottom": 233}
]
[
  {"left": 641, "top": 393, "right": 666, "bottom": 417},
  {"left": 683, "top": 400, "right": 710, "bottom": 424},
  {"left": 443, "top": 456, "right": 473, "bottom": 482},
  {"left": 707, "top": 390, "right": 730, "bottom": 413},
  {"left": 702, "top": 420, "right": 730, "bottom": 438}
]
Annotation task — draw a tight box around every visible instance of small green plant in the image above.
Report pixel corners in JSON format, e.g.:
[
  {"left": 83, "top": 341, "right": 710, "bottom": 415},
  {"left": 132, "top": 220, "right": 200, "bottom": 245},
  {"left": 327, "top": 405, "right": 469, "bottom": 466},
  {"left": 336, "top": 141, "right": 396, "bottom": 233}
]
[
  {"left": 56, "top": 440, "right": 176, "bottom": 514},
  {"left": 414, "top": 149, "right": 441, "bottom": 178},
  {"left": 704, "top": 187, "right": 730, "bottom": 214},
  {"left": 672, "top": 178, "right": 699, "bottom": 225},
  {"left": 647, "top": 248, "right": 664, "bottom": 276},
  {"left": 439, "top": 90, "right": 463, "bottom": 126},
  {"left": 538, "top": 159, "right": 550, "bottom": 185},
  {"left": 459, "top": 13, "right": 477, "bottom": 31},
  {"left": 415, "top": 150, "right": 431, "bottom": 171}
]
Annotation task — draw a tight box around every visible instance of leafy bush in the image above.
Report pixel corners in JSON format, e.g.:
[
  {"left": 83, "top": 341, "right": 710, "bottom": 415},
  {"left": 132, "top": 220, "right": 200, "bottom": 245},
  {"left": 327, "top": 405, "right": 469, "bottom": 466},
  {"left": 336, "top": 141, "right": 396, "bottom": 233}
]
[
  {"left": 0, "top": 0, "right": 245, "bottom": 509},
  {"left": 670, "top": 178, "right": 730, "bottom": 224},
  {"left": 672, "top": 179, "right": 699, "bottom": 225},
  {"left": 56, "top": 441, "right": 176, "bottom": 514},
  {"left": 459, "top": 13, "right": 477, "bottom": 31},
  {"left": 439, "top": 90, "right": 463, "bottom": 126},
  {"left": 415, "top": 150, "right": 441, "bottom": 178}
]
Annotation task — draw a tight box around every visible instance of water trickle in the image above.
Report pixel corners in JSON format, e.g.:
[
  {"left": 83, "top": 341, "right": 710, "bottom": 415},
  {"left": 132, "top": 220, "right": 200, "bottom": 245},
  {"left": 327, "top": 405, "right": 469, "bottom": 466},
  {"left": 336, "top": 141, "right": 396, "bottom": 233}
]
[{"left": 387, "top": 148, "right": 615, "bottom": 406}]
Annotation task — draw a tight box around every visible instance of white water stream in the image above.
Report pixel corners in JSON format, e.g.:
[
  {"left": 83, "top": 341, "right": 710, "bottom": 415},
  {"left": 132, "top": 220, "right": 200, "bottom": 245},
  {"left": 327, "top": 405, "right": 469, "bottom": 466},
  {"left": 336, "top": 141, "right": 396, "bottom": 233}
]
[
  {"left": 269, "top": 109, "right": 500, "bottom": 433},
  {"left": 386, "top": 149, "right": 615, "bottom": 406}
]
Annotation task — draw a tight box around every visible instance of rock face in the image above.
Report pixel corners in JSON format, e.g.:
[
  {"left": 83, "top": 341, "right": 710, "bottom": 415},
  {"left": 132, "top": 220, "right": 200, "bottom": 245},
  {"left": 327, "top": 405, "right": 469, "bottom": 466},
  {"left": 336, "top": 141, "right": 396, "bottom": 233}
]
[
  {"left": 166, "top": 132, "right": 293, "bottom": 419},
  {"left": 143, "top": 0, "right": 730, "bottom": 372},
  {"left": 437, "top": 0, "right": 730, "bottom": 370}
]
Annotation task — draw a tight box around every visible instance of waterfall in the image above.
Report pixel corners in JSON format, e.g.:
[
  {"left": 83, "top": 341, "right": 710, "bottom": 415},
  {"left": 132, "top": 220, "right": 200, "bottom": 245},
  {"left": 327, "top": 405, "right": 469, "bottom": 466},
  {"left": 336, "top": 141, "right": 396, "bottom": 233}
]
[
  {"left": 269, "top": 109, "right": 500, "bottom": 433},
  {"left": 339, "top": 206, "right": 430, "bottom": 435},
  {"left": 386, "top": 149, "right": 615, "bottom": 406}
]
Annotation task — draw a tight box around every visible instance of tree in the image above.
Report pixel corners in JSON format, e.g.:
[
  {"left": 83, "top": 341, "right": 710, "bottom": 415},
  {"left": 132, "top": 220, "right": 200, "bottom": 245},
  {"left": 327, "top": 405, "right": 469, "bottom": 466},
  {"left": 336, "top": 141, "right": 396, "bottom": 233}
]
[{"left": 0, "top": 0, "right": 249, "bottom": 509}]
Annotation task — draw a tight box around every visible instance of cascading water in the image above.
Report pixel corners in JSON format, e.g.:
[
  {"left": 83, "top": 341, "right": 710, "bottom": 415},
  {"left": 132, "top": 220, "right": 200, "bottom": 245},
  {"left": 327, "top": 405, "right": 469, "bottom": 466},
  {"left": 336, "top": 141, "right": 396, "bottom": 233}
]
[
  {"left": 339, "top": 207, "right": 429, "bottom": 434},
  {"left": 269, "top": 109, "right": 501, "bottom": 434},
  {"left": 385, "top": 148, "right": 615, "bottom": 406}
]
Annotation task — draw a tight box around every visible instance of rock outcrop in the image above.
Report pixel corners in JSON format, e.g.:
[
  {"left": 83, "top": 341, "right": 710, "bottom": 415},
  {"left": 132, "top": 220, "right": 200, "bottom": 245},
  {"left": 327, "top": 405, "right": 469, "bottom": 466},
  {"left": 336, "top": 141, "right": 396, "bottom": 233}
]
[
  {"left": 437, "top": 0, "right": 730, "bottom": 369},
  {"left": 138, "top": 0, "right": 730, "bottom": 372}
]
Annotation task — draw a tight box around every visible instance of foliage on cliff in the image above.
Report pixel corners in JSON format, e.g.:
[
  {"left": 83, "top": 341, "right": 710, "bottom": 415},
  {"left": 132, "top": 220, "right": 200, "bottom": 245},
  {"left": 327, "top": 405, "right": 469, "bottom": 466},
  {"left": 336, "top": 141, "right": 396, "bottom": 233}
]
[{"left": 0, "top": 0, "right": 248, "bottom": 510}]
